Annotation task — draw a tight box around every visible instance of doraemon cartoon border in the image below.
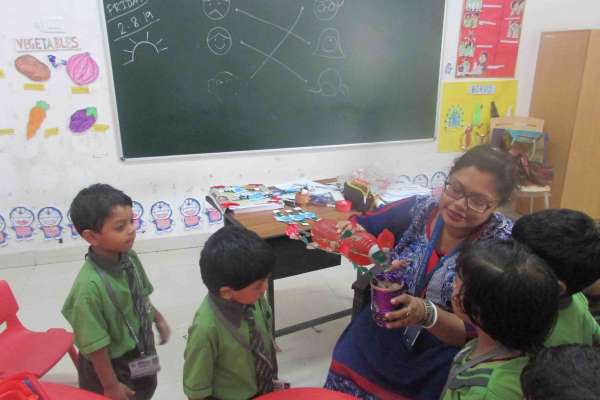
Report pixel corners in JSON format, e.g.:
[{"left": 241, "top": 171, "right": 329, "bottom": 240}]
[
  {"left": 205, "top": 202, "right": 223, "bottom": 225},
  {"left": 10, "top": 207, "right": 36, "bottom": 241},
  {"left": 38, "top": 206, "right": 64, "bottom": 240},
  {"left": 132, "top": 200, "right": 146, "bottom": 233},
  {"left": 67, "top": 211, "right": 80, "bottom": 239},
  {"left": 431, "top": 171, "right": 448, "bottom": 197},
  {"left": 180, "top": 198, "right": 203, "bottom": 230},
  {"left": 150, "top": 201, "right": 174, "bottom": 234},
  {"left": 0, "top": 214, "right": 8, "bottom": 246}
]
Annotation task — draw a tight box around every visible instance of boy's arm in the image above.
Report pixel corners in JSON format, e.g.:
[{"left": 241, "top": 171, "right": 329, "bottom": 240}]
[
  {"left": 585, "top": 310, "right": 600, "bottom": 346},
  {"left": 88, "top": 347, "right": 135, "bottom": 400},
  {"left": 183, "top": 320, "right": 217, "bottom": 399},
  {"left": 152, "top": 304, "right": 171, "bottom": 345}
]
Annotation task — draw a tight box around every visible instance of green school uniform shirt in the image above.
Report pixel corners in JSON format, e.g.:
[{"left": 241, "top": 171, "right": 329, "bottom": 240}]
[
  {"left": 183, "top": 294, "right": 275, "bottom": 400},
  {"left": 62, "top": 249, "right": 154, "bottom": 359},
  {"left": 441, "top": 340, "right": 528, "bottom": 400},
  {"left": 545, "top": 292, "right": 600, "bottom": 347}
]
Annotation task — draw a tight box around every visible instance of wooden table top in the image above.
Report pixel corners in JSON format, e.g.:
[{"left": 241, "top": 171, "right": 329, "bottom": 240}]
[{"left": 229, "top": 204, "right": 356, "bottom": 239}]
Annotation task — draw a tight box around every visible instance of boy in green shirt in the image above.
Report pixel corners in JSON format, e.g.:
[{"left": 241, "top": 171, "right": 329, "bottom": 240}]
[
  {"left": 183, "top": 225, "right": 278, "bottom": 400},
  {"left": 513, "top": 209, "right": 600, "bottom": 347},
  {"left": 62, "top": 184, "right": 170, "bottom": 400},
  {"left": 442, "top": 239, "right": 559, "bottom": 400}
]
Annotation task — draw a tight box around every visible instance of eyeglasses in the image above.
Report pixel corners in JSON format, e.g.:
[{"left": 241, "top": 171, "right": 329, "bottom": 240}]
[{"left": 444, "top": 180, "right": 497, "bottom": 213}]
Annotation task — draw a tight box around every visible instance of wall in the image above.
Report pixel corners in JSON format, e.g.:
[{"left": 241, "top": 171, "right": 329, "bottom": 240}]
[{"left": 1, "top": 0, "right": 599, "bottom": 267}]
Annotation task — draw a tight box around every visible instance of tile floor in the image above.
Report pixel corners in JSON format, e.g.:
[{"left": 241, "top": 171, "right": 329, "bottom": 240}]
[{"left": 1, "top": 246, "right": 358, "bottom": 399}]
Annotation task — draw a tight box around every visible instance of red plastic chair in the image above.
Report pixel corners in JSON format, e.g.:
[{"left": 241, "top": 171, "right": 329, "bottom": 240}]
[
  {"left": 0, "top": 373, "right": 108, "bottom": 400},
  {"left": 0, "top": 280, "right": 78, "bottom": 378},
  {"left": 255, "top": 388, "right": 358, "bottom": 399}
]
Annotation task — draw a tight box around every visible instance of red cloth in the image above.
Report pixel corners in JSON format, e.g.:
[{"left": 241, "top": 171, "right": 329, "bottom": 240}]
[{"left": 425, "top": 212, "right": 444, "bottom": 275}]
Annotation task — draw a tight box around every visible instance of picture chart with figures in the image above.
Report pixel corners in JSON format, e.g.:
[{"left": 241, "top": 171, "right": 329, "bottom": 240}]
[{"left": 101, "top": 0, "right": 444, "bottom": 159}]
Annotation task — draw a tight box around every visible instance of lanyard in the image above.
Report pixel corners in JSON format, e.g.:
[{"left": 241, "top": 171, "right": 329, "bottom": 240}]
[
  {"left": 207, "top": 295, "right": 275, "bottom": 371},
  {"left": 94, "top": 265, "right": 147, "bottom": 355},
  {"left": 413, "top": 215, "right": 461, "bottom": 297}
]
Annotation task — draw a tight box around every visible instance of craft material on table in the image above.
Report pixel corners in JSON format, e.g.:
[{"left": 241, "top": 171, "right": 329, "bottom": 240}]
[
  {"left": 209, "top": 184, "right": 283, "bottom": 214},
  {"left": 272, "top": 207, "right": 318, "bottom": 225}
]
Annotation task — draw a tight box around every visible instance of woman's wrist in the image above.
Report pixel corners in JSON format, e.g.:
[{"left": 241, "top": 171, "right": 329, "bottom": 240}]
[{"left": 421, "top": 299, "right": 438, "bottom": 328}]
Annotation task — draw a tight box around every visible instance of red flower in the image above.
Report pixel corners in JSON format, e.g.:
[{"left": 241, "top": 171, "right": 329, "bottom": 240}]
[
  {"left": 377, "top": 229, "right": 395, "bottom": 251},
  {"left": 285, "top": 223, "right": 300, "bottom": 239},
  {"left": 339, "top": 241, "right": 351, "bottom": 258}
]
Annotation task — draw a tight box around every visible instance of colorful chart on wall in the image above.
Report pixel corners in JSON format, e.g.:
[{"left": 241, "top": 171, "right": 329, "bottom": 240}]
[
  {"left": 437, "top": 80, "right": 517, "bottom": 153},
  {"left": 456, "top": 0, "right": 526, "bottom": 78}
]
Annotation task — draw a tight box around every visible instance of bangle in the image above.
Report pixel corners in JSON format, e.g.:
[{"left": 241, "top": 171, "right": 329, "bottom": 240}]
[{"left": 422, "top": 299, "right": 438, "bottom": 329}]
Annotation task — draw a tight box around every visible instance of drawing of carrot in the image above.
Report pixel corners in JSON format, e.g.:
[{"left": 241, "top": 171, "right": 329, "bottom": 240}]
[{"left": 26, "top": 100, "right": 49, "bottom": 140}]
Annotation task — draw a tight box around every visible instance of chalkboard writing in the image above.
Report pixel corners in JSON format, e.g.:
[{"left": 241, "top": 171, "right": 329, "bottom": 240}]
[{"left": 101, "top": 0, "right": 445, "bottom": 158}]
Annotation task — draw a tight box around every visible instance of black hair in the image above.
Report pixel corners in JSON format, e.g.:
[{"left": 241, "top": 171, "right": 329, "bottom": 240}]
[
  {"left": 513, "top": 209, "right": 600, "bottom": 295},
  {"left": 200, "top": 225, "right": 276, "bottom": 293},
  {"left": 521, "top": 345, "right": 600, "bottom": 400},
  {"left": 456, "top": 239, "right": 559, "bottom": 352},
  {"left": 449, "top": 144, "right": 521, "bottom": 205},
  {"left": 69, "top": 183, "right": 132, "bottom": 235}
]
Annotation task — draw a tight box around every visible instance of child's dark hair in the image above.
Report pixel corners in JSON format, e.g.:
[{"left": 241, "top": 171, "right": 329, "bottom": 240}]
[
  {"left": 456, "top": 239, "right": 559, "bottom": 352},
  {"left": 200, "top": 225, "right": 276, "bottom": 293},
  {"left": 521, "top": 345, "right": 600, "bottom": 400},
  {"left": 449, "top": 144, "right": 520, "bottom": 205},
  {"left": 513, "top": 209, "right": 600, "bottom": 295},
  {"left": 69, "top": 183, "right": 132, "bottom": 235}
]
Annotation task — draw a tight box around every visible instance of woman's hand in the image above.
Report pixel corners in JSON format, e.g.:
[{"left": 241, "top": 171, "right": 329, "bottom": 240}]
[
  {"left": 336, "top": 220, "right": 364, "bottom": 235},
  {"left": 384, "top": 294, "right": 427, "bottom": 329},
  {"left": 388, "top": 259, "right": 410, "bottom": 271}
]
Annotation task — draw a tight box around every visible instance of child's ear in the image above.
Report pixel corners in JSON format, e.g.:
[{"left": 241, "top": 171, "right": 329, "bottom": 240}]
[
  {"left": 219, "top": 286, "right": 234, "bottom": 300},
  {"left": 558, "top": 280, "right": 568, "bottom": 296},
  {"left": 81, "top": 229, "right": 100, "bottom": 246}
]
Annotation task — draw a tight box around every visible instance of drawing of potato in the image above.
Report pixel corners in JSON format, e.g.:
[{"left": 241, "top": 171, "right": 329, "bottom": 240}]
[{"left": 15, "top": 54, "right": 51, "bottom": 81}]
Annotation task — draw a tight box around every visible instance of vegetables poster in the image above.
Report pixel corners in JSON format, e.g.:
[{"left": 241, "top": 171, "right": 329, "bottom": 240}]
[
  {"left": 437, "top": 80, "right": 517, "bottom": 153},
  {"left": 456, "top": 0, "right": 526, "bottom": 78}
]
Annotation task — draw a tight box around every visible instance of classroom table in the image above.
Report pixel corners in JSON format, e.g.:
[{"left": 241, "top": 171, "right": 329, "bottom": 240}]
[{"left": 209, "top": 197, "right": 356, "bottom": 337}]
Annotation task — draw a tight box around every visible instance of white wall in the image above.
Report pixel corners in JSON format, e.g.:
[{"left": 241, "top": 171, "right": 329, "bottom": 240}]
[
  {"left": 515, "top": 0, "right": 600, "bottom": 113},
  {"left": 1, "top": 0, "right": 599, "bottom": 267}
]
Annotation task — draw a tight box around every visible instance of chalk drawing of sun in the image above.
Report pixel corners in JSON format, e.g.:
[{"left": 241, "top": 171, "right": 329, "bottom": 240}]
[{"left": 122, "top": 32, "right": 168, "bottom": 66}]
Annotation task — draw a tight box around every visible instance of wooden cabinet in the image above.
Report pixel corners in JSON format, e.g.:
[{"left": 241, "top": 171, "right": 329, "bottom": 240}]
[{"left": 530, "top": 30, "right": 600, "bottom": 219}]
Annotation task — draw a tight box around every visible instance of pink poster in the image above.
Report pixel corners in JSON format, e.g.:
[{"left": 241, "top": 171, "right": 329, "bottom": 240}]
[{"left": 456, "top": 0, "right": 525, "bottom": 78}]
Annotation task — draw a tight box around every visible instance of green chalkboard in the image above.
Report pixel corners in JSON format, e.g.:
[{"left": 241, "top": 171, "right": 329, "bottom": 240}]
[{"left": 101, "top": 0, "right": 444, "bottom": 159}]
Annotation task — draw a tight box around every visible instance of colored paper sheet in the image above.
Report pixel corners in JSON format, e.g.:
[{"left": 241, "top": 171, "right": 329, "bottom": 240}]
[
  {"left": 44, "top": 127, "right": 59, "bottom": 138},
  {"left": 24, "top": 83, "right": 45, "bottom": 91},
  {"left": 456, "top": 0, "right": 526, "bottom": 78},
  {"left": 92, "top": 124, "right": 110, "bottom": 132},
  {"left": 437, "top": 80, "right": 517, "bottom": 153},
  {"left": 71, "top": 86, "right": 90, "bottom": 94},
  {"left": 0, "top": 128, "right": 15, "bottom": 136},
  {"left": 0, "top": 69, "right": 5, "bottom": 78}
]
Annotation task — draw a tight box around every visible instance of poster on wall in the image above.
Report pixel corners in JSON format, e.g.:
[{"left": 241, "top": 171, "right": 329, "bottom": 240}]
[
  {"left": 456, "top": 0, "right": 526, "bottom": 78},
  {"left": 437, "top": 80, "right": 517, "bottom": 153}
]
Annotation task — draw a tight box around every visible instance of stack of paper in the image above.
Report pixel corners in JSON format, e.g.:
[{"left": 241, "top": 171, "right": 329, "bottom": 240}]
[
  {"left": 378, "top": 183, "right": 431, "bottom": 204},
  {"left": 209, "top": 185, "right": 283, "bottom": 214}
]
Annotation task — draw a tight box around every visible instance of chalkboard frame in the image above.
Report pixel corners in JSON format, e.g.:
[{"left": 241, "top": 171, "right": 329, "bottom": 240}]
[{"left": 98, "top": 0, "right": 447, "bottom": 162}]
